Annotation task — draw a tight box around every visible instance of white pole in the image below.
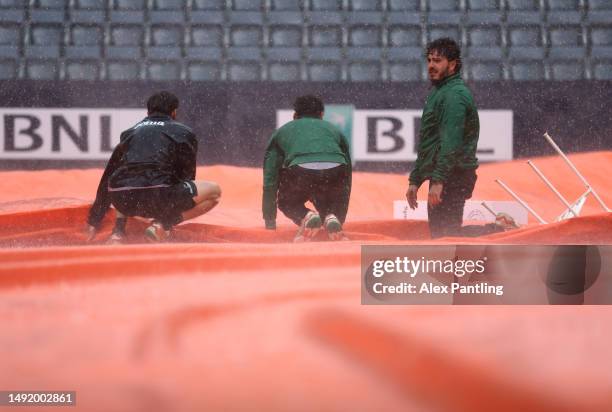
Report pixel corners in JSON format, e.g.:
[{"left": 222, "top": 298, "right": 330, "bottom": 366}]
[
  {"left": 495, "top": 179, "right": 548, "bottom": 224},
  {"left": 543, "top": 132, "right": 610, "bottom": 212},
  {"left": 481, "top": 201, "right": 498, "bottom": 218},
  {"left": 527, "top": 160, "right": 579, "bottom": 217}
]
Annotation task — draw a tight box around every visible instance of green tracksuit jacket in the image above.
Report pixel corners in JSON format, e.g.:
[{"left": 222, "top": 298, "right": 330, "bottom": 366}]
[
  {"left": 409, "top": 72, "right": 480, "bottom": 187},
  {"left": 262, "top": 117, "right": 352, "bottom": 226}
]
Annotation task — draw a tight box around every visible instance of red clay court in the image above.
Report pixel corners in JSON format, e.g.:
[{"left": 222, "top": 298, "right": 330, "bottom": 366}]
[{"left": 1, "top": 151, "right": 611, "bottom": 411}]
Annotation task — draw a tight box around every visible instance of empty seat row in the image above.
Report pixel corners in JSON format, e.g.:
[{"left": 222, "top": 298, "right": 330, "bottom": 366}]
[{"left": 1, "top": 58, "right": 611, "bottom": 81}]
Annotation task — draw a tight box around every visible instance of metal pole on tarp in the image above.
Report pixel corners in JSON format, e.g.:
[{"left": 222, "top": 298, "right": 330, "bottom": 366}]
[
  {"left": 526, "top": 160, "right": 579, "bottom": 218},
  {"left": 495, "top": 179, "right": 548, "bottom": 224},
  {"left": 543, "top": 132, "right": 610, "bottom": 212}
]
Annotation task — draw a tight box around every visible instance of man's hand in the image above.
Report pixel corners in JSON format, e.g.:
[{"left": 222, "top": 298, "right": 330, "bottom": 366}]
[
  {"left": 85, "top": 225, "right": 97, "bottom": 242},
  {"left": 406, "top": 184, "right": 419, "bottom": 210},
  {"left": 428, "top": 181, "right": 444, "bottom": 207}
]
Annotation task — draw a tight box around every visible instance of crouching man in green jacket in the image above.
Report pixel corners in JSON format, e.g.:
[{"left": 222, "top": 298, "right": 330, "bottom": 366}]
[
  {"left": 262, "top": 95, "right": 352, "bottom": 242},
  {"left": 406, "top": 38, "right": 517, "bottom": 238}
]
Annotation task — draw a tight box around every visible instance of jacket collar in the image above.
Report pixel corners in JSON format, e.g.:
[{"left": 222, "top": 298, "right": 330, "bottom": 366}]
[{"left": 434, "top": 72, "right": 462, "bottom": 89}]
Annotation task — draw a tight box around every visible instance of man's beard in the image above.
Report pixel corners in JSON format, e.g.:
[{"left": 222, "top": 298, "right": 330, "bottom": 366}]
[{"left": 429, "top": 67, "right": 451, "bottom": 86}]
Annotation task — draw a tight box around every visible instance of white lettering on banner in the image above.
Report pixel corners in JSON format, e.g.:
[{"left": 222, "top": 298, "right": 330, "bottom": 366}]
[
  {"left": 276, "top": 109, "right": 514, "bottom": 162},
  {"left": 0, "top": 108, "right": 145, "bottom": 160}
]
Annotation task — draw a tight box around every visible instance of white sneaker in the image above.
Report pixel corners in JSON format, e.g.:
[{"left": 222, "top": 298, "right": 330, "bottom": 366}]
[{"left": 293, "top": 211, "right": 322, "bottom": 243}]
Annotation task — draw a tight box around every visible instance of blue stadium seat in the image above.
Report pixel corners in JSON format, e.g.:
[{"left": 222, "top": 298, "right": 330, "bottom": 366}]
[
  {"left": 228, "top": 61, "right": 262, "bottom": 80},
  {"left": 310, "top": 0, "right": 341, "bottom": 10},
  {"left": 509, "top": 60, "right": 545, "bottom": 80},
  {"left": 267, "top": 10, "right": 304, "bottom": 25},
  {"left": 388, "top": 0, "right": 419, "bottom": 10},
  {"left": 506, "top": 0, "right": 542, "bottom": 24},
  {"left": 590, "top": 26, "right": 612, "bottom": 59},
  {"left": 226, "top": 46, "right": 261, "bottom": 60},
  {"left": 0, "top": 59, "right": 17, "bottom": 79},
  {"left": 309, "top": 25, "right": 342, "bottom": 46},
  {"left": 230, "top": 25, "right": 262, "bottom": 46},
  {"left": 26, "top": 59, "right": 59, "bottom": 80},
  {"left": 147, "top": 61, "right": 181, "bottom": 80},
  {"left": 65, "top": 60, "right": 100, "bottom": 80},
  {"left": 307, "top": 61, "right": 342, "bottom": 81},
  {"left": 269, "top": 25, "right": 303, "bottom": 47},
  {"left": 110, "top": 0, "right": 145, "bottom": 23},
  {"left": 107, "top": 24, "right": 143, "bottom": 59},
  {"left": 348, "top": 61, "right": 381, "bottom": 81},
  {"left": 466, "top": 60, "right": 503, "bottom": 80},
  {"left": 427, "top": 0, "right": 461, "bottom": 24},
  {"left": 268, "top": 62, "right": 301, "bottom": 81},
  {"left": 507, "top": 25, "right": 545, "bottom": 59},
  {"left": 349, "top": 25, "right": 381, "bottom": 47},
  {"left": 106, "top": 60, "right": 142, "bottom": 80},
  {"left": 0, "top": 0, "right": 25, "bottom": 24},
  {"left": 192, "top": 0, "right": 225, "bottom": 9},
  {"left": 71, "top": 0, "right": 106, "bottom": 23},
  {"left": 466, "top": 25, "right": 503, "bottom": 59},
  {"left": 587, "top": 0, "right": 612, "bottom": 22},
  {"left": 388, "top": 25, "right": 422, "bottom": 47},
  {"left": 66, "top": 24, "right": 103, "bottom": 59},
  {"left": 190, "top": 25, "right": 223, "bottom": 47},
  {"left": 465, "top": 0, "right": 502, "bottom": 24},
  {"left": 549, "top": 60, "right": 585, "bottom": 80},
  {"left": 388, "top": 60, "right": 423, "bottom": 81},
  {"left": 545, "top": 0, "right": 581, "bottom": 24},
  {"left": 30, "top": 0, "right": 66, "bottom": 23},
  {"left": 148, "top": 25, "right": 183, "bottom": 59},
  {"left": 349, "top": 0, "right": 382, "bottom": 10},
  {"left": 270, "top": 0, "right": 303, "bottom": 10},
  {"left": 548, "top": 25, "right": 585, "bottom": 59},
  {"left": 27, "top": 24, "right": 62, "bottom": 58},
  {"left": 592, "top": 60, "right": 612, "bottom": 80},
  {"left": 428, "top": 26, "right": 461, "bottom": 43},
  {"left": 267, "top": 47, "right": 301, "bottom": 61},
  {"left": 150, "top": 0, "right": 186, "bottom": 23},
  {"left": 187, "top": 61, "right": 221, "bottom": 80},
  {"left": 233, "top": 0, "right": 263, "bottom": 10},
  {"left": 0, "top": 24, "right": 19, "bottom": 58}
]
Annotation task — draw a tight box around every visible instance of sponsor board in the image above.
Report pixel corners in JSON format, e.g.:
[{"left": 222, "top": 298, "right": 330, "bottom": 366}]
[
  {"left": 0, "top": 108, "right": 145, "bottom": 159},
  {"left": 277, "top": 109, "right": 513, "bottom": 162}
]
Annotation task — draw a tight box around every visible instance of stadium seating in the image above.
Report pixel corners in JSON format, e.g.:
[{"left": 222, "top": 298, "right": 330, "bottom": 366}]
[{"left": 0, "top": 0, "right": 607, "bottom": 81}]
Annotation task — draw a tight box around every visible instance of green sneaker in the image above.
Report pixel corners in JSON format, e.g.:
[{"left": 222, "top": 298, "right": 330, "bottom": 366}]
[
  {"left": 294, "top": 211, "right": 322, "bottom": 242},
  {"left": 144, "top": 221, "right": 171, "bottom": 242},
  {"left": 324, "top": 214, "right": 347, "bottom": 241}
]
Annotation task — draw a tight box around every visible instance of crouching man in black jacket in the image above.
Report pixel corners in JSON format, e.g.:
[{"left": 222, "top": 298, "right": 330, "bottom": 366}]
[{"left": 86, "top": 91, "right": 221, "bottom": 242}]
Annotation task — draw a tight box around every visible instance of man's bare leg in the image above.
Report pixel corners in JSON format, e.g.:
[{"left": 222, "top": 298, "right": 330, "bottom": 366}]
[{"left": 181, "top": 181, "right": 222, "bottom": 221}]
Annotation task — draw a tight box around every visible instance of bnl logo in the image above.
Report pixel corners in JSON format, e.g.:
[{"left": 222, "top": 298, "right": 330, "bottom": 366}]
[
  {"left": 0, "top": 108, "right": 145, "bottom": 160},
  {"left": 351, "top": 110, "right": 513, "bottom": 162}
]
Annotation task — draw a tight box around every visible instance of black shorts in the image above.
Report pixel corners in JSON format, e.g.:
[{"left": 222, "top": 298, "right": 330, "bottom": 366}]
[{"left": 109, "top": 181, "right": 197, "bottom": 228}]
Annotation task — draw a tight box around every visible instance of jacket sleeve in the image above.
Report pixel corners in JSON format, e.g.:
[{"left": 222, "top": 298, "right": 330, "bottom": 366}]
[
  {"left": 409, "top": 148, "right": 426, "bottom": 187},
  {"left": 177, "top": 133, "right": 198, "bottom": 181},
  {"left": 87, "top": 141, "right": 126, "bottom": 228},
  {"left": 262, "top": 133, "right": 283, "bottom": 228},
  {"left": 335, "top": 132, "right": 352, "bottom": 223},
  {"left": 431, "top": 90, "right": 468, "bottom": 183}
]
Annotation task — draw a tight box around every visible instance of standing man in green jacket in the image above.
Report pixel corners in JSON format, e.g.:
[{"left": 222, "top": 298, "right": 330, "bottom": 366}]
[
  {"left": 263, "top": 95, "right": 352, "bottom": 242},
  {"left": 406, "top": 38, "right": 514, "bottom": 238}
]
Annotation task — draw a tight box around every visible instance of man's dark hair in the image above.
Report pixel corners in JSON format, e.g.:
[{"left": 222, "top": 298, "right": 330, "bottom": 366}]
[
  {"left": 147, "top": 91, "right": 179, "bottom": 115},
  {"left": 426, "top": 37, "right": 462, "bottom": 73},
  {"left": 293, "top": 95, "right": 324, "bottom": 118}
]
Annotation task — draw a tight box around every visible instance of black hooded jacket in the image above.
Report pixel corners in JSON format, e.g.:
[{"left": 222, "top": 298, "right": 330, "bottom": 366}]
[{"left": 87, "top": 114, "right": 198, "bottom": 227}]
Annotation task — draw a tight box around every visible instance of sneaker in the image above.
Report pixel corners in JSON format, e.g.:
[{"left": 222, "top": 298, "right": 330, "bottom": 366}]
[
  {"left": 324, "top": 214, "right": 348, "bottom": 241},
  {"left": 495, "top": 213, "right": 520, "bottom": 231},
  {"left": 293, "top": 211, "right": 322, "bottom": 243},
  {"left": 144, "top": 221, "right": 171, "bottom": 242},
  {"left": 106, "top": 231, "right": 125, "bottom": 245}
]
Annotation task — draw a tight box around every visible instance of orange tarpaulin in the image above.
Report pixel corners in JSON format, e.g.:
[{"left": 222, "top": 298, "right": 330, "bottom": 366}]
[{"left": 1, "top": 152, "right": 611, "bottom": 411}]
